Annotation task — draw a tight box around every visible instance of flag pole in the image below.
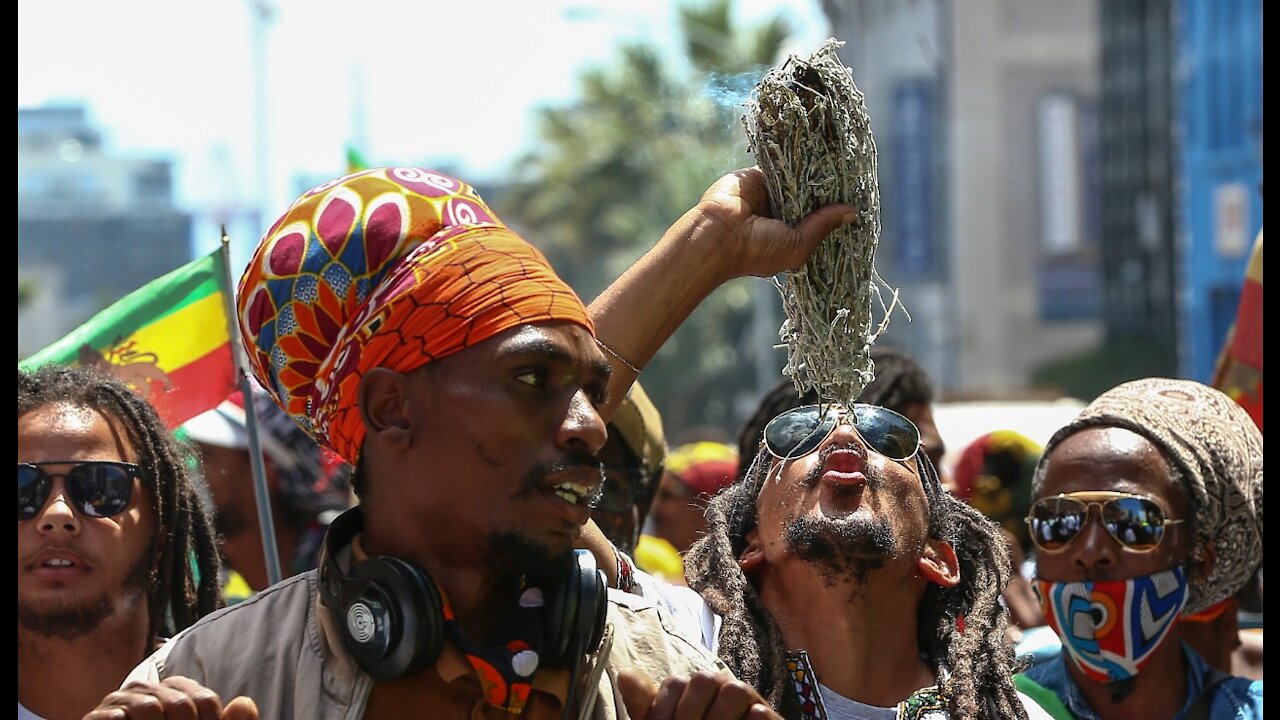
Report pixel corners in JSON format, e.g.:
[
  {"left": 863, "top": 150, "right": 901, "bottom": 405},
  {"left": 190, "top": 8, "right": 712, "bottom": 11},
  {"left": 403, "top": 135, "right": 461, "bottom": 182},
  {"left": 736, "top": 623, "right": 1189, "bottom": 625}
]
[{"left": 219, "top": 227, "right": 284, "bottom": 587}]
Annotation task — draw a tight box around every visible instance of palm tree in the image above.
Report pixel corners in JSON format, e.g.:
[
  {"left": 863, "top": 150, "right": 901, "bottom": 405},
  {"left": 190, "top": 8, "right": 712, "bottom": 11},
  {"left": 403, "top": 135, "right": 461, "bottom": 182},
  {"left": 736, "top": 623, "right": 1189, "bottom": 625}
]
[{"left": 504, "top": 0, "right": 793, "bottom": 439}]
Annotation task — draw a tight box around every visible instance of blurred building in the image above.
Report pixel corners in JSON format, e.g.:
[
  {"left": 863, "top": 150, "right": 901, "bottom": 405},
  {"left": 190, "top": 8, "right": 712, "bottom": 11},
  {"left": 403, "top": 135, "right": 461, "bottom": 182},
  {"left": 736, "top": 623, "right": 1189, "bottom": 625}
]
[
  {"left": 1096, "top": 1, "right": 1180, "bottom": 379},
  {"left": 822, "top": 0, "right": 1103, "bottom": 395},
  {"left": 1096, "top": 0, "right": 1263, "bottom": 384},
  {"left": 18, "top": 105, "right": 193, "bottom": 358},
  {"left": 1170, "top": 0, "right": 1263, "bottom": 382}
]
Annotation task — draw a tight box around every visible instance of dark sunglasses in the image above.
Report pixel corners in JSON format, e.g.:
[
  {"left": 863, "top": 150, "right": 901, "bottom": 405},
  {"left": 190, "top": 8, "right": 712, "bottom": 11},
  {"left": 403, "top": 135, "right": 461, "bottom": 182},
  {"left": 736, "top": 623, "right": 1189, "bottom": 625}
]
[
  {"left": 593, "top": 467, "right": 646, "bottom": 514},
  {"left": 763, "top": 403, "right": 921, "bottom": 462},
  {"left": 1025, "top": 491, "right": 1185, "bottom": 553},
  {"left": 18, "top": 461, "right": 141, "bottom": 520}
]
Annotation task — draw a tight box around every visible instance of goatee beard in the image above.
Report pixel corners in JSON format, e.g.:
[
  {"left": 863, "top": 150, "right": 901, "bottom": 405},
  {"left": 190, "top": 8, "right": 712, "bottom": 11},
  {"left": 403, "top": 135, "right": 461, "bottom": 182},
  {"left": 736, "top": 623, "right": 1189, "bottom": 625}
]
[
  {"left": 785, "top": 513, "right": 896, "bottom": 586},
  {"left": 488, "top": 531, "right": 571, "bottom": 589},
  {"left": 18, "top": 549, "right": 153, "bottom": 640}
]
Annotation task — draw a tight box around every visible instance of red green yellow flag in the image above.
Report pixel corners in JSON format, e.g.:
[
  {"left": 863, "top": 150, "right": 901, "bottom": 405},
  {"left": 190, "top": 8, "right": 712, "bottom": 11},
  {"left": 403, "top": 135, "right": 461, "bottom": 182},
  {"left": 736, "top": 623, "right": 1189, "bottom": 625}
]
[
  {"left": 19, "top": 248, "right": 238, "bottom": 428},
  {"left": 1212, "top": 229, "right": 1263, "bottom": 431}
]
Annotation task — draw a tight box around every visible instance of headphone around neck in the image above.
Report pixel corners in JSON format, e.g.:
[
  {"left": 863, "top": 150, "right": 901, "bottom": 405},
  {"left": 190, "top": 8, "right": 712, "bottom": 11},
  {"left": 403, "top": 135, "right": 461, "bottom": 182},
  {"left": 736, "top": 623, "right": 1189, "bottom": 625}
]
[{"left": 319, "top": 506, "right": 607, "bottom": 682}]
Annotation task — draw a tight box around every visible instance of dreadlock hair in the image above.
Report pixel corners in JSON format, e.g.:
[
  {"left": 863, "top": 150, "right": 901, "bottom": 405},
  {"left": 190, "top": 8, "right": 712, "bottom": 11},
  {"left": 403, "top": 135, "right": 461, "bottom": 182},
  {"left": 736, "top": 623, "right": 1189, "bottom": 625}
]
[
  {"left": 18, "top": 364, "right": 223, "bottom": 657},
  {"left": 685, "top": 442, "right": 1028, "bottom": 720},
  {"left": 735, "top": 346, "right": 934, "bottom": 483}
]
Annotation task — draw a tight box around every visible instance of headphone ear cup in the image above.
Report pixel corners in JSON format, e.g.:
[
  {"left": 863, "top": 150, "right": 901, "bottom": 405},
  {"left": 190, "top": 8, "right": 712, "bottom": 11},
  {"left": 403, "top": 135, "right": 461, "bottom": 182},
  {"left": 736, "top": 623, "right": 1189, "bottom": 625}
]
[
  {"left": 542, "top": 550, "right": 607, "bottom": 667},
  {"left": 345, "top": 557, "right": 445, "bottom": 681},
  {"left": 583, "top": 565, "right": 606, "bottom": 654},
  {"left": 542, "top": 558, "right": 575, "bottom": 667}
]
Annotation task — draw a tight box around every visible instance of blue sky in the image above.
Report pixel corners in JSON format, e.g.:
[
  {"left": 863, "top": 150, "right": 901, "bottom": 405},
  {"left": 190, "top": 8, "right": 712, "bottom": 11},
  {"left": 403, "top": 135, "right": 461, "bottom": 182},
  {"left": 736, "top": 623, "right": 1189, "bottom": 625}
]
[{"left": 20, "top": 0, "right": 829, "bottom": 265}]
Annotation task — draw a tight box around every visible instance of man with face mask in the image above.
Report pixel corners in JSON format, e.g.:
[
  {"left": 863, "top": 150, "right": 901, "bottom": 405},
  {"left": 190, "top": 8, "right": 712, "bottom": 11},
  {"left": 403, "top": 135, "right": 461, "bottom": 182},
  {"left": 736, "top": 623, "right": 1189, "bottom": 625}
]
[{"left": 1016, "top": 378, "right": 1264, "bottom": 719}]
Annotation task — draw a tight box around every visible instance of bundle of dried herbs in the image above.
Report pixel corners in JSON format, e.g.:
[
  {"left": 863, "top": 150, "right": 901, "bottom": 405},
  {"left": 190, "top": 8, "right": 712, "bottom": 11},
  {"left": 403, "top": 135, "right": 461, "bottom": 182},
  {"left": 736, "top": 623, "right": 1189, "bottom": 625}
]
[{"left": 744, "top": 38, "right": 902, "bottom": 407}]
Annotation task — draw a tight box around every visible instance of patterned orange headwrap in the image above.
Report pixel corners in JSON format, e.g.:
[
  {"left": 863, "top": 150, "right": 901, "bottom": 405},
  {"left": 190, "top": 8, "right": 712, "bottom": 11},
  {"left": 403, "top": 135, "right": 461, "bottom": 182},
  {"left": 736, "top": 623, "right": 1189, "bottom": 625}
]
[{"left": 237, "top": 168, "right": 592, "bottom": 462}]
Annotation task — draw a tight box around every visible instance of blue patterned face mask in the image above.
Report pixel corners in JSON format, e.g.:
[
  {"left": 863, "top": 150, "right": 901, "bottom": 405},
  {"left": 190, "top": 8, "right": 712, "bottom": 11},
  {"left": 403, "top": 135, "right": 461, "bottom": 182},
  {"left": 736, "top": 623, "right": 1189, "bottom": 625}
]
[{"left": 1036, "top": 566, "right": 1190, "bottom": 683}]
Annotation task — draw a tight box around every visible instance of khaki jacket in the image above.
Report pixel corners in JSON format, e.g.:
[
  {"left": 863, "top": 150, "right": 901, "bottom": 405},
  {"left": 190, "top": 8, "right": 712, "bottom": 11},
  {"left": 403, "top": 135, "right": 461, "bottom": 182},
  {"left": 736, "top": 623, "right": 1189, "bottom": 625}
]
[{"left": 126, "top": 569, "right": 727, "bottom": 719}]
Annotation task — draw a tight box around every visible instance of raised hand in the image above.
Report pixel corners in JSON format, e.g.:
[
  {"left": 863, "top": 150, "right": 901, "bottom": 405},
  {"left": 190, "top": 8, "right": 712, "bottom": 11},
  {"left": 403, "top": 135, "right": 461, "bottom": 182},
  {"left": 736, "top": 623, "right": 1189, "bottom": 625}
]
[{"left": 691, "top": 167, "right": 855, "bottom": 281}]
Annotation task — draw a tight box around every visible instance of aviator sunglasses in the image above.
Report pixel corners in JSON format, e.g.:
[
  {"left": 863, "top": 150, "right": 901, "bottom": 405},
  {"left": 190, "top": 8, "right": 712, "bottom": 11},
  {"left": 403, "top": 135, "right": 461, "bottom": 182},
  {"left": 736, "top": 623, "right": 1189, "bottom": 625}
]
[
  {"left": 18, "top": 461, "right": 141, "bottom": 520},
  {"left": 1025, "top": 491, "right": 1185, "bottom": 552},
  {"left": 763, "top": 403, "right": 921, "bottom": 462}
]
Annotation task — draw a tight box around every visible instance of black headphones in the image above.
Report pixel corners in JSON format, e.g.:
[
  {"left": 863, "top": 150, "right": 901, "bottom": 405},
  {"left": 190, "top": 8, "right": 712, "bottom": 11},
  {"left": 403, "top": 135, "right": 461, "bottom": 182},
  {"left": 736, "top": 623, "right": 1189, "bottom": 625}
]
[{"left": 319, "top": 507, "right": 607, "bottom": 683}]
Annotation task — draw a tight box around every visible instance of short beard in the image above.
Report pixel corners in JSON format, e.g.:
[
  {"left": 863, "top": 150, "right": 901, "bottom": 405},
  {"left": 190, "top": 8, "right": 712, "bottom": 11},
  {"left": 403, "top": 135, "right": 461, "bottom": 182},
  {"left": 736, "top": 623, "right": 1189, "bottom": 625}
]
[
  {"left": 18, "top": 549, "right": 153, "bottom": 640},
  {"left": 785, "top": 513, "right": 896, "bottom": 587},
  {"left": 488, "top": 531, "right": 571, "bottom": 590}
]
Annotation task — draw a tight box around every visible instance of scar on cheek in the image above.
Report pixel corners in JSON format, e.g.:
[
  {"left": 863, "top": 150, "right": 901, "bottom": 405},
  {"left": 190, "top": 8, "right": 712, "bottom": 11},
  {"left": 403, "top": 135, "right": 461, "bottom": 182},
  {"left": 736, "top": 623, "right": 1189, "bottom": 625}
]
[{"left": 472, "top": 437, "right": 507, "bottom": 468}]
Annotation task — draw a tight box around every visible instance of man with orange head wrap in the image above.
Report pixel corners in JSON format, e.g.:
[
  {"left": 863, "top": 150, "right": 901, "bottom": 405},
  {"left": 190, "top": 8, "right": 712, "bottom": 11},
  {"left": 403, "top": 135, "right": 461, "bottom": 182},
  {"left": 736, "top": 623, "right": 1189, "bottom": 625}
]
[{"left": 87, "top": 166, "right": 854, "bottom": 720}]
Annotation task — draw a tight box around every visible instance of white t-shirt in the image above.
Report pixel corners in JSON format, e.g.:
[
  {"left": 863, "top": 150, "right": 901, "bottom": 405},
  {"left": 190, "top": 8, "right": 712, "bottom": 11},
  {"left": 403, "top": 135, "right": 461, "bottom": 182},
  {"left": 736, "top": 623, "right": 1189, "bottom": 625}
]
[
  {"left": 17, "top": 701, "right": 46, "bottom": 720},
  {"left": 628, "top": 563, "right": 721, "bottom": 654},
  {"left": 818, "top": 684, "right": 1056, "bottom": 720}
]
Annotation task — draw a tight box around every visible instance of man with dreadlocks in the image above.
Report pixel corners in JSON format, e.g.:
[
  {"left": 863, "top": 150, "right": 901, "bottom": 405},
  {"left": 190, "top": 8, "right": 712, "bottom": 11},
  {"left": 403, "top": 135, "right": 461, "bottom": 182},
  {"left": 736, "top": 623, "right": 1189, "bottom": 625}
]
[
  {"left": 18, "top": 364, "right": 223, "bottom": 720},
  {"left": 683, "top": 395, "right": 1052, "bottom": 719},
  {"left": 733, "top": 346, "right": 1046, "bottom": 637},
  {"left": 1015, "top": 378, "right": 1263, "bottom": 719}
]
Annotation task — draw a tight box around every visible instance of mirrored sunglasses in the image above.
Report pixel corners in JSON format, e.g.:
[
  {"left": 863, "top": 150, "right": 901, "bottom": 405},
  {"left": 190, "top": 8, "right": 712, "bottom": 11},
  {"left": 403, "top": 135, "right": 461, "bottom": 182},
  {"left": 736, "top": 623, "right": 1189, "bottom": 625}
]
[
  {"left": 763, "top": 403, "right": 920, "bottom": 462},
  {"left": 1025, "top": 490, "right": 1185, "bottom": 552}
]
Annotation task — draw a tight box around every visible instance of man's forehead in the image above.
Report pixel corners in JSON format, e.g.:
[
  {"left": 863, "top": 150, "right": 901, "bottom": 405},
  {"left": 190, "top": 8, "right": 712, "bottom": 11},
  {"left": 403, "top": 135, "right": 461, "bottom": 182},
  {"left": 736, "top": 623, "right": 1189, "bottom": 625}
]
[
  {"left": 498, "top": 324, "right": 607, "bottom": 364},
  {"left": 20, "top": 402, "right": 134, "bottom": 458}
]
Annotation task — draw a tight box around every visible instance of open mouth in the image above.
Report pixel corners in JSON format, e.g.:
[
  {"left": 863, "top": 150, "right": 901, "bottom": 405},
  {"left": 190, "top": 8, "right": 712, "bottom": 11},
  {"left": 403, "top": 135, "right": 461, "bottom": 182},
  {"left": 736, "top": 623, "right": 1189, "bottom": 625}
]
[
  {"left": 535, "top": 468, "right": 603, "bottom": 528},
  {"left": 817, "top": 449, "right": 867, "bottom": 517},
  {"left": 27, "top": 549, "right": 88, "bottom": 577},
  {"left": 550, "top": 479, "right": 597, "bottom": 507}
]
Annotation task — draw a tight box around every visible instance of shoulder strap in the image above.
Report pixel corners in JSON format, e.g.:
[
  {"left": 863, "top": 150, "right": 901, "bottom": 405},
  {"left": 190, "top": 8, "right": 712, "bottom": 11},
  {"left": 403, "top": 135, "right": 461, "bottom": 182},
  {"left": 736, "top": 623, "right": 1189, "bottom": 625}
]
[
  {"left": 1013, "top": 673, "right": 1075, "bottom": 720},
  {"left": 1182, "top": 667, "right": 1232, "bottom": 720}
]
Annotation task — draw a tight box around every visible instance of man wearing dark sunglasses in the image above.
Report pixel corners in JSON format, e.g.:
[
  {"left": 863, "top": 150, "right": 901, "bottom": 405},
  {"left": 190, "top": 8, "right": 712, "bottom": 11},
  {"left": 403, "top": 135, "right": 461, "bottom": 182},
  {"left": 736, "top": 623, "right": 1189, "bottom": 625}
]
[
  {"left": 590, "top": 382, "right": 665, "bottom": 561},
  {"left": 585, "top": 382, "right": 723, "bottom": 656},
  {"left": 684, "top": 401, "right": 1051, "bottom": 719},
  {"left": 18, "top": 364, "right": 223, "bottom": 720},
  {"left": 1016, "top": 378, "right": 1263, "bottom": 720}
]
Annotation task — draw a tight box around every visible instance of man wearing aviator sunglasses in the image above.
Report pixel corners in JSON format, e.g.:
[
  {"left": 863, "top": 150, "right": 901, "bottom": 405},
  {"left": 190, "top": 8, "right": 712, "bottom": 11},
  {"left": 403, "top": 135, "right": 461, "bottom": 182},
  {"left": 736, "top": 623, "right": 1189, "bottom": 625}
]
[
  {"left": 18, "top": 364, "right": 224, "bottom": 720},
  {"left": 1015, "top": 378, "right": 1263, "bottom": 720},
  {"left": 681, "top": 400, "right": 1053, "bottom": 719}
]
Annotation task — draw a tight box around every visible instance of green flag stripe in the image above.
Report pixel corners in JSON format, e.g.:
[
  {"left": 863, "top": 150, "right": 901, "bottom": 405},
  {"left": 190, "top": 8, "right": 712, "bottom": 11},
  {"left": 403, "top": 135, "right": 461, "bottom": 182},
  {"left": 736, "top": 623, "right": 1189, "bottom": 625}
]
[{"left": 19, "top": 249, "right": 228, "bottom": 369}]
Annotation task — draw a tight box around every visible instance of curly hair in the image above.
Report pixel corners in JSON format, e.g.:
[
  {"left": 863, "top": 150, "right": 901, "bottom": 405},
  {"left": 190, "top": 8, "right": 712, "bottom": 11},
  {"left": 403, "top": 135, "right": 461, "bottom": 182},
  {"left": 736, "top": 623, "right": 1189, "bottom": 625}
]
[
  {"left": 685, "top": 446, "right": 1028, "bottom": 719},
  {"left": 18, "top": 365, "right": 223, "bottom": 655}
]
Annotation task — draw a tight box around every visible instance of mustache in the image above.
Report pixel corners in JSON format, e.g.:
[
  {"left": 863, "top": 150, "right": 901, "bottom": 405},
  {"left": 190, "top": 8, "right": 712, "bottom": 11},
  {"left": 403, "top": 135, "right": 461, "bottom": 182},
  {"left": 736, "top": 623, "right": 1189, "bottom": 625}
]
[
  {"left": 515, "top": 451, "right": 604, "bottom": 495},
  {"left": 20, "top": 543, "right": 100, "bottom": 570}
]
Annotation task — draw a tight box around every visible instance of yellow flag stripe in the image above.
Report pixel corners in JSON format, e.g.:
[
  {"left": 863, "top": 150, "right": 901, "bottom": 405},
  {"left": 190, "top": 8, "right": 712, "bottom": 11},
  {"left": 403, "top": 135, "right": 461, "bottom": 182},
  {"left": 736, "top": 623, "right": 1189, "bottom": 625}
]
[{"left": 124, "top": 291, "right": 230, "bottom": 372}]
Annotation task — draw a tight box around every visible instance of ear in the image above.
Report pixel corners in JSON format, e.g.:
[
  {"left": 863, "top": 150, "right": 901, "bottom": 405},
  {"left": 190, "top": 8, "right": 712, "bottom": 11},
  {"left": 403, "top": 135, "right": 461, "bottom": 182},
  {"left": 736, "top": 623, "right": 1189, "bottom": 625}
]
[
  {"left": 1191, "top": 542, "right": 1218, "bottom": 585},
  {"left": 917, "top": 539, "right": 960, "bottom": 588},
  {"left": 738, "top": 528, "right": 765, "bottom": 574},
  {"left": 151, "top": 524, "right": 168, "bottom": 574},
  {"left": 358, "top": 368, "right": 415, "bottom": 451}
]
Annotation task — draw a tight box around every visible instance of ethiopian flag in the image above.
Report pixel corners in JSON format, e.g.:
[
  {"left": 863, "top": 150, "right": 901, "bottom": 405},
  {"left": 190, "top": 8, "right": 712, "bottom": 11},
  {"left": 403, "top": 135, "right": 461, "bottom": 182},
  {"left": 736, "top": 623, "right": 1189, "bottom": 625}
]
[
  {"left": 1212, "top": 229, "right": 1263, "bottom": 431},
  {"left": 19, "top": 249, "right": 238, "bottom": 428}
]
